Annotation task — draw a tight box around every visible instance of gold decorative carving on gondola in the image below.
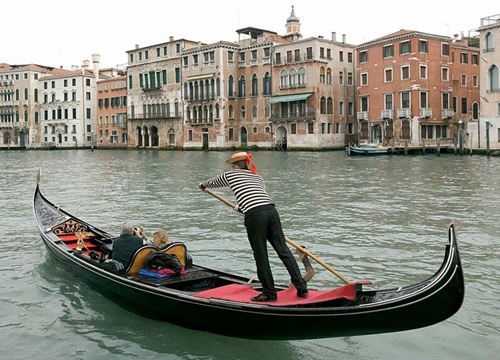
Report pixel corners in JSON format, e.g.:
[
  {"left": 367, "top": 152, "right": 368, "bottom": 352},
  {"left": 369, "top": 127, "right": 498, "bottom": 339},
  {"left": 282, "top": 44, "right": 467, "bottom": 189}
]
[
  {"left": 75, "top": 231, "right": 94, "bottom": 251},
  {"left": 52, "top": 220, "right": 88, "bottom": 235}
]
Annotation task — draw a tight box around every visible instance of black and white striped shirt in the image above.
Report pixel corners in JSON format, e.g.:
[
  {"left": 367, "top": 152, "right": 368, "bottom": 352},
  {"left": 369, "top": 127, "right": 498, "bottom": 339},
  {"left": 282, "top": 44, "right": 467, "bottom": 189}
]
[{"left": 201, "top": 169, "right": 273, "bottom": 213}]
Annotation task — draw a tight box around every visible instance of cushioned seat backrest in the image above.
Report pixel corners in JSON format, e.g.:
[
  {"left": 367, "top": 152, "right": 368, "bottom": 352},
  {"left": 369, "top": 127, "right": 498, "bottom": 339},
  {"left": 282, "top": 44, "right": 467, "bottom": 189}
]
[
  {"left": 161, "top": 242, "right": 188, "bottom": 267},
  {"left": 125, "top": 246, "right": 156, "bottom": 274}
]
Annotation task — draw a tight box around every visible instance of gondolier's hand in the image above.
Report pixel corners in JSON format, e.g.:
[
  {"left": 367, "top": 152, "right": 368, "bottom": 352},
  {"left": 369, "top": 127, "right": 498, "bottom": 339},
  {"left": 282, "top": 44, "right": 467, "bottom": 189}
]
[
  {"left": 198, "top": 183, "right": 207, "bottom": 192},
  {"left": 233, "top": 205, "right": 239, "bottom": 212}
]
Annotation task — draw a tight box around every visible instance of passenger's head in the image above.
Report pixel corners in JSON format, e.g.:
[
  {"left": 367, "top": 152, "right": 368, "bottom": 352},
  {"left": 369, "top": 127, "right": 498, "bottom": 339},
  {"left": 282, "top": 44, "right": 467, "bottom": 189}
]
[
  {"left": 121, "top": 222, "right": 135, "bottom": 235},
  {"left": 152, "top": 229, "right": 171, "bottom": 248}
]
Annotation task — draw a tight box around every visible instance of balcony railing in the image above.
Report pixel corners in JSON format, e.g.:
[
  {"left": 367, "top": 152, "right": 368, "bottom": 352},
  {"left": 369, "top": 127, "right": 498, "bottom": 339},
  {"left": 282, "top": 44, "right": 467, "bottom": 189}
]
[
  {"left": 420, "top": 108, "right": 432, "bottom": 118},
  {"left": 381, "top": 110, "right": 393, "bottom": 119},
  {"left": 397, "top": 108, "right": 411, "bottom": 119},
  {"left": 442, "top": 109, "right": 454, "bottom": 118},
  {"left": 357, "top": 111, "right": 368, "bottom": 121},
  {"left": 270, "top": 109, "right": 316, "bottom": 122}
]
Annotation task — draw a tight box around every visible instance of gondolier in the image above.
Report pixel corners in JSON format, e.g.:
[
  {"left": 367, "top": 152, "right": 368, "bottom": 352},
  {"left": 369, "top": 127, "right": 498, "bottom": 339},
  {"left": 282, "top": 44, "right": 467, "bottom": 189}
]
[{"left": 199, "top": 151, "right": 308, "bottom": 302}]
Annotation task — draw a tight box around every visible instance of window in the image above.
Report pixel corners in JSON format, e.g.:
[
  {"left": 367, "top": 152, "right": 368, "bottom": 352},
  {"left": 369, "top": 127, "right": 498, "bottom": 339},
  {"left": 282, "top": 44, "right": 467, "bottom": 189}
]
[
  {"left": 401, "top": 91, "right": 410, "bottom": 109},
  {"left": 280, "top": 70, "right": 288, "bottom": 88},
  {"left": 461, "top": 98, "right": 468, "bottom": 114},
  {"left": 251, "top": 74, "right": 258, "bottom": 96},
  {"left": 383, "top": 45, "right": 394, "bottom": 58},
  {"left": 400, "top": 41, "right": 411, "bottom": 55},
  {"left": 472, "top": 54, "right": 479, "bottom": 65},
  {"left": 308, "top": 123, "right": 314, "bottom": 134},
  {"left": 419, "top": 64, "right": 427, "bottom": 79},
  {"left": 291, "top": 124, "right": 297, "bottom": 134},
  {"left": 461, "top": 75, "right": 467, "bottom": 86},
  {"left": 360, "top": 72, "right": 368, "bottom": 86},
  {"left": 441, "top": 67, "right": 449, "bottom": 81},
  {"left": 460, "top": 53, "right": 468, "bottom": 64},
  {"left": 401, "top": 65, "right": 410, "bottom": 80},
  {"left": 472, "top": 75, "right": 478, "bottom": 87},
  {"left": 339, "top": 71, "right": 344, "bottom": 85},
  {"left": 347, "top": 72, "right": 353, "bottom": 86},
  {"left": 442, "top": 93, "right": 450, "bottom": 109},
  {"left": 485, "top": 32, "right": 494, "bottom": 52},
  {"left": 384, "top": 68, "right": 393, "bottom": 82},
  {"left": 442, "top": 43, "right": 450, "bottom": 56},
  {"left": 359, "top": 51, "right": 368, "bottom": 63},
  {"left": 306, "top": 47, "right": 313, "bottom": 60},
  {"left": 420, "top": 91, "right": 428, "bottom": 108},
  {"left": 384, "top": 93, "right": 393, "bottom": 110},
  {"left": 347, "top": 52, "right": 353, "bottom": 63},
  {"left": 419, "top": 40, "right": 428, "bottom": 53}
]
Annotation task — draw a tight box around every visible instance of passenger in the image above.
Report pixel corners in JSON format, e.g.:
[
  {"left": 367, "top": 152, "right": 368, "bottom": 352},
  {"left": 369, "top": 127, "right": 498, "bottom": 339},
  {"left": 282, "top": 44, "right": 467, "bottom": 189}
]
[
  {"left": 112, "top": 222, "right": 145, "bottom": 267},
  {"left": 152, "top": 229, "right": 171, "bottom": 249}
]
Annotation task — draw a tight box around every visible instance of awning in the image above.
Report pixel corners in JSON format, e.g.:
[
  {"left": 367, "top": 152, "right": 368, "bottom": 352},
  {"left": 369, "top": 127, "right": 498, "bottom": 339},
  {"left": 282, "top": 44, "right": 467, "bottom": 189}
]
[{"left": 267, "top": 93, "right": 312, "bottom": 104}]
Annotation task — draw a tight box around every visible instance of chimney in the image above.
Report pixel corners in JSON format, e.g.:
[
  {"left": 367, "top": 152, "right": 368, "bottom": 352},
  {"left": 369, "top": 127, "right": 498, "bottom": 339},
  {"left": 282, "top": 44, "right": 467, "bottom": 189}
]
[
  {"left": 332, "top": 32, "right": 336, "bottom": 42},
  {"left": 169, "top": 36, "right": 174, "bottom": 42},
  {"left": 135, "top": 44, "right": 139, "bottom": 49},
  {"left": 342, "top": 34, "right": 346, "bottom": 44},
  {"left": 92, "top": 54, "right": 100, "bottom": 79}
]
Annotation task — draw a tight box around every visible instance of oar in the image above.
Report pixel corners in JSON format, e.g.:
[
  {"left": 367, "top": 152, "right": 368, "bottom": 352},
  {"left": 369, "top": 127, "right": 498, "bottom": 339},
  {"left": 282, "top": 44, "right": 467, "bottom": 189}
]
[{"left": 203, "top": 188, "right": 350, "bottom": 284}]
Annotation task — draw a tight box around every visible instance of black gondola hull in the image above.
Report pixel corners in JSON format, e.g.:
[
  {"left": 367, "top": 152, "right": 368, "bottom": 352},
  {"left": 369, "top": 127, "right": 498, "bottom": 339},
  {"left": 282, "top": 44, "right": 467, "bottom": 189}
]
[{"left": 34, "top": 178, "right": 464, "bottom": 340}]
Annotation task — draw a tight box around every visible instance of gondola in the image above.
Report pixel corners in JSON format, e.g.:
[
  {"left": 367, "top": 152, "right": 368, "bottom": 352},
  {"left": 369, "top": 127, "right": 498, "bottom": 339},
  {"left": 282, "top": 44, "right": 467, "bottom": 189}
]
[{"left": 33, "top": 172, "right": 464, "bottom": 340}]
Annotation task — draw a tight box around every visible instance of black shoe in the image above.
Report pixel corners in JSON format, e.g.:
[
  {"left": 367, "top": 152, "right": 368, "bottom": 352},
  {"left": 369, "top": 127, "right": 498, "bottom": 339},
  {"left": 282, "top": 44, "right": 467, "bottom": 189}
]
[
  {"left": 251, "top": 293, "right": 277, "bottom": 302},
  {"left": 297, "top": 289, "right": 309, "bottom": 298}
]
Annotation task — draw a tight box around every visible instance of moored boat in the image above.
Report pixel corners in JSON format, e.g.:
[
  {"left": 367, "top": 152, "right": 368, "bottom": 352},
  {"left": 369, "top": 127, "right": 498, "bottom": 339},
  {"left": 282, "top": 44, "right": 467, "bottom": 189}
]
[
  {"left": 346, "top": 143, "right": 392, "bottom": 156},
  {"left": 33, "top": 171, "right": 464, "bottom": 340}
]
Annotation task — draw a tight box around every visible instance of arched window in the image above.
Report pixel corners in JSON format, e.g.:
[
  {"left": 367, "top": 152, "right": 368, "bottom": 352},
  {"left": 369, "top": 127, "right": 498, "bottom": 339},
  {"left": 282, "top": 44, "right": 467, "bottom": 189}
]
[
  {"left": 251, "top": 74, "right": 258, "bottom": 97},
  {"left": 228, "top": 104, "right": 234, "bottom": 118},
  {"left": 320, "top": 96, "right": 326, "bottom": 114},
  {"left": 238, "top": 76, "right": 246, "bottom": 97},
  {"left": 326, "top": 68, "right": 332, "bottom": 84},
  {"left": 320, "top": 67, "right": 325, "bottom": 84},
  {"left": 489, "top": 65, "right": 499, "bottom": 92},
  {"left": 252, "top": 105, "right": 257, "bottom": 118},
  {"left": 280, "top": 70, "right": 288, "bottom": 88},
  {"left": 327, "top": 97, "right": 333, "bottom": 114},
  {"left": 240, "top": 105, "right": 246, "bottom": 119},
  {"left": 263, "top": 72, "right": 271, "bottom": 95},
  {"left": 298, "top": 67, "right": 306, "bottom": 86},
  {"left": 485, "top": 32, "right": 494, "bottom": 52},
  {"left": 289, "top": 68, "right": 297, "bottom": 86},
  {"left": 228, "top": 76, "right": 234, "bottom": 97}
]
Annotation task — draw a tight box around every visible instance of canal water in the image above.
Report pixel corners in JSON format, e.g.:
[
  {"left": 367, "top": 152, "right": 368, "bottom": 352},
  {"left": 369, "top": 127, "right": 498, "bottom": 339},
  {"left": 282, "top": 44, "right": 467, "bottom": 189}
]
[{"left": 0, "top": 149, "right": 498, "bottom": 359}]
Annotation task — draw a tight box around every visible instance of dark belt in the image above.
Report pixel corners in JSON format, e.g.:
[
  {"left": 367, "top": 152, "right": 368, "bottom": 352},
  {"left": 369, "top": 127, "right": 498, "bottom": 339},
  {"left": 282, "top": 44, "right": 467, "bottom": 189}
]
[{"left": 244, "top": 204, "right": 275, "bottom": 217}]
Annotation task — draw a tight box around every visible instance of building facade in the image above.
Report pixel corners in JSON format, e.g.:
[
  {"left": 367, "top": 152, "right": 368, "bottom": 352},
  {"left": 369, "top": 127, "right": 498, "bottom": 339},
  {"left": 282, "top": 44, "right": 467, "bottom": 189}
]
[
  {"left": 96, "top": 74, "right": 127, "bottom": 147},
  {"left": 355, "top": 30, "right": 480, "bottom": 148},
  {"left": 126, "top": 38, "right": 200, "bottom": 148},
  {"left": 469, "top": 14, "right": 500, "bottom": 150}
]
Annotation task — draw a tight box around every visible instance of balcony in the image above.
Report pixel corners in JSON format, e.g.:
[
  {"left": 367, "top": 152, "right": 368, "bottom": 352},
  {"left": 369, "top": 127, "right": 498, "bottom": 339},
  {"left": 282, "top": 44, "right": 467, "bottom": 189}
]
[
  {"left": 270, "top": 109, "right": 316, "bottom": 122},
  {"left": 357, "top": 111, "right": 368, "bottom": 121},
  {"left": 442, "top": 109, "right": 454, "bottom": 118},
  {"left": 141, "top": 85, "right": 162, "bottom": 92},
  {"left": 381, "top": 110, "right": 393, "bottom": 120},
  {"left": 420, "top": 108, "right": 432, "bottom": 118},
  {"left": 397, "top": 108, "right": 411, "bottom": 119}
]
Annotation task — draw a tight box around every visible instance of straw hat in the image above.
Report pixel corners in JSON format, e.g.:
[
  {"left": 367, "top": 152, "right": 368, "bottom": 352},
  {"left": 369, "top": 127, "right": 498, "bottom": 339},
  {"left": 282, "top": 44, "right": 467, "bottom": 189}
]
[{"left": 225, "top": 152, "right": 249, "bottom": 164}]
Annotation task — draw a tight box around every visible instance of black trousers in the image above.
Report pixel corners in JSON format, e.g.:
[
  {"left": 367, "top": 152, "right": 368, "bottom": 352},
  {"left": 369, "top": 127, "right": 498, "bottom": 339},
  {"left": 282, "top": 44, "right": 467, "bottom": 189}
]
[{"left": 244, "top": 206, "right": 307, "bottom": 297}]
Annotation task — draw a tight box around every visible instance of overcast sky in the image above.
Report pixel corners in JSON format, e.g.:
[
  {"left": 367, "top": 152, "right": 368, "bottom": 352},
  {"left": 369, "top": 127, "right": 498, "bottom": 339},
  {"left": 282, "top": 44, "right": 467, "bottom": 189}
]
[{"left": 1, "top": 0, "right": 496, "bottom": 69}]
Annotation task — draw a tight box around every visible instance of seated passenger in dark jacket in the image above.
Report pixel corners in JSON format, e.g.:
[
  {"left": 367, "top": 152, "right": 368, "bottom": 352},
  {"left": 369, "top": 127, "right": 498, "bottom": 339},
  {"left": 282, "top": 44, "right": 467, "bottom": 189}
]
[{"left": 112, "top": 222, "right": 144, "bottom": 267}]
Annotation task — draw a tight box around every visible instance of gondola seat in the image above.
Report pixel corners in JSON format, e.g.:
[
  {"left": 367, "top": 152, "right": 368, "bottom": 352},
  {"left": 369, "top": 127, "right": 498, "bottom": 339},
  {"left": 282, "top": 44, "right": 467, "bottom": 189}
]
[
  {"left": 161, "top": 242, "right": 190, "bottom": 268},
  {"left": 125, "top": 246, "right": 157, "bottom": 275}
]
